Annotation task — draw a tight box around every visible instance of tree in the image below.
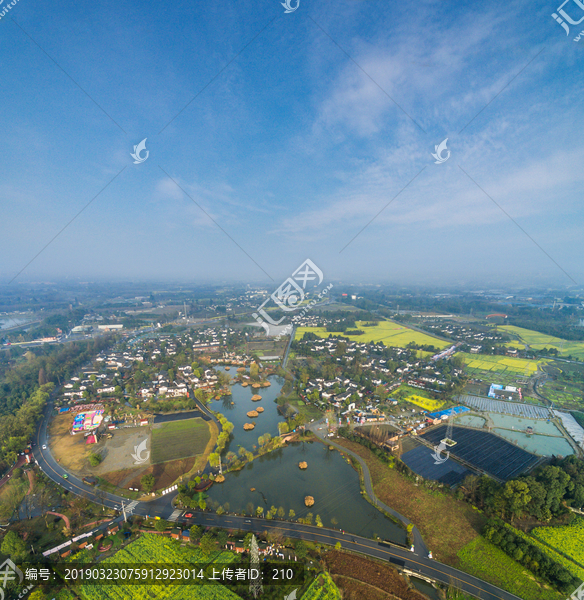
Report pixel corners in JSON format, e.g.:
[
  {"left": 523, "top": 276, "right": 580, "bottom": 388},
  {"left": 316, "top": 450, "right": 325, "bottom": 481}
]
[
  {"left": 189, "top": 525, "right": 202, "bottom": 542},
  {"left": 503, "top": 480, "right": 532, "bottom": 523},
  {"left": 38, "top": 368, "right": 47, "bottom": 386},
  {"left": 289, "top": 509, "right": 295, "bottom": 520},
  {"left": 88, "top": 453, "right": 102, "bottom": 467},
  {"left": 28, "top": 591, "right": 46, "bottom": 600},
  {"left": 199, "top": 532, "right": 216, "bottom": 556},
  {"left": 155, "top": 519, "right": 168, "bottom": 532},
  {"left": 277, "top": 506, "right": 285, "bottom": 519},
  {"left": 243, "top": 532, "right": 254, "bottom": 550},
  {"left": 256, "top": 506, "right": 264, "bottom": 517},
  {"left": 294, "top": 539, "right": 307, "bottom": 559},
  {"left": 250, "top": 362, "right": 259, "bottom": 380},
  {"left": 1, "top": 531, "right": 26, "bottom": 561},
  {"left": 141, "top": 474, "right": 155, "bottom": 493},
  {"left": 315, "top": 514, "right": 323, "bottom": 527},
  {"left": 335, "top": 542, "right": 341, "bottom": 551},
  {"left": 216, "top": 530, "right": 228, "bottom": 547},
  {"left": 198, "top": 496, "right": 207, "bottom": 511},
  {"left": 208, "top": 452, "right": 220, "bottom": 468}
]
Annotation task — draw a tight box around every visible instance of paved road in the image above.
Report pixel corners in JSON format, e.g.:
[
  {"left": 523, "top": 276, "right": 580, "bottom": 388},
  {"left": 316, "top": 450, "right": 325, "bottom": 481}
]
[
  {"left": 33, "top": 396, "right": 522, "bottom": 600},
  {"left": 33, "top": 398, "right": 176, "bottom": 519},
  {"left": 308, "top": 420, "right": 428, "bottom": 557},
  {"left": 186, "top": 512, "right": 522, "bottom": 600}
]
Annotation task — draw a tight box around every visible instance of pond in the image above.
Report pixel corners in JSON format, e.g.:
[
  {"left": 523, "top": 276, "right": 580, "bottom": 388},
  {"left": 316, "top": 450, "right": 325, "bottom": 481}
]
[
  {"left": 0, "top": 316, "right": 31, "bottom": 330},
  {"left": 211, "top": 369, "right": 286, "bottom": 454},
  {"left": 492, "top": 428, "right": 574, "bottom": 457},
  {"left": 488, "top": 413, "right": 563, "bottom": 436},
  {"left": 206, "top": 440, "right": 407, "bottom": 544},
  {"left": 455, "top": 415, "right": 486, "bottom": 428}
]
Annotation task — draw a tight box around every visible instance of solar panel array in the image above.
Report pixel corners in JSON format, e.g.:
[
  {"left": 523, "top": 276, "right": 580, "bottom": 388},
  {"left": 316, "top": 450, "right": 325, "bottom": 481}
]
[
  {"left": 400, "top": 444, "right": 472, "bottom": 487},
  {"left": 458, "top": 394, "right": 551, "bottom": 419},
  {"left": 421, "top": 425, "right": 540, "bottom": 481}
]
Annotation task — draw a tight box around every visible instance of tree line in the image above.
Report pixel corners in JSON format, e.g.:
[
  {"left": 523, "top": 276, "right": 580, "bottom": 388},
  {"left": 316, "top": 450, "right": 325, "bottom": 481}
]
[{"left": 483, "top": 517, "right": 581, "bottom": 593}]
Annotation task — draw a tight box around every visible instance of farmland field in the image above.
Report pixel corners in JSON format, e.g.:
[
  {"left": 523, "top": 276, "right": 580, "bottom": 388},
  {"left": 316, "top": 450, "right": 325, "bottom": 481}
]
[
  {"left": 531, "top": 517, "right": 584, "bottom": 567},
  {"left": 460, "top": 354, "right": 545, "bottom": 385},
  {"left": 302, "top": 572, "right": 341, "bottom": 600},
  {"left": 461, "top": 353, "right": 542, "bottom": 374},
  {"left": 407, "top": 395, "right": 444, "bottom": 411},
  {"left": 151, "top": 418, "right": 211, "bottom": 464},
  {"left": 500, "top": 325, "right": 584, "bottom": 360},
  {"left": 296, "top": 320, "right": 449, "bottom": 349},
  {"left": 457, "top": 537, "right": 564, "bottom": 600},
  {"left": 324, "top": 549, "right": 427, "bottom": 600},
  {"left": 77, "top": 534, "right": 238, "bottom": 600}
]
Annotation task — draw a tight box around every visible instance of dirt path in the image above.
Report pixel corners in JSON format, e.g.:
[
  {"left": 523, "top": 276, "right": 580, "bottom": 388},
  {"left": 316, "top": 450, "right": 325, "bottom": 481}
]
[
  {"left": 46, "top": 511, "right": 70, "bottom": 529},
  {"left": 25, "top": 470, "right": 34, "bottom": 495}
]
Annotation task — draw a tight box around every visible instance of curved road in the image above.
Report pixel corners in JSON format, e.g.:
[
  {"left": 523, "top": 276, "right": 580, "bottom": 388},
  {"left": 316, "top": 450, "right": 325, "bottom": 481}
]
[
  {"left": 34, "top": 400, "right": 522, "bottom": 600},
  {"left": 188, "top": 512, "right": 521, "bottom": 600}
]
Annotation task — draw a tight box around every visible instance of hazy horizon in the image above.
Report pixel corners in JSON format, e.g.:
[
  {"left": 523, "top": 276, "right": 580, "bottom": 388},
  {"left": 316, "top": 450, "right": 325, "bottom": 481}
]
[{"left": 1, "top": 0, "right": 583, "bottom": 286}]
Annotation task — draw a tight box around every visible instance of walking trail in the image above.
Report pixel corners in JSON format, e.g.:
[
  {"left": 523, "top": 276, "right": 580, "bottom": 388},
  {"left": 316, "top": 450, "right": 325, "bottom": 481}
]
[{"left": 309, "top": 419, "right": 429, "bottom": 557}]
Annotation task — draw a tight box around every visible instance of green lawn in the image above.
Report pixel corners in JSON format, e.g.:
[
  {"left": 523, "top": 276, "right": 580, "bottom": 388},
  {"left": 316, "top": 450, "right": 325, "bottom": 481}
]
[
  {"left": 457, "top": 537, "right": 564, "bottom": 600},
  {"left": 296, "top": 320, "right": 448, "bottom": 349},
  {"left": 151, "top": 418, "right": 211, "bottom": 464}
]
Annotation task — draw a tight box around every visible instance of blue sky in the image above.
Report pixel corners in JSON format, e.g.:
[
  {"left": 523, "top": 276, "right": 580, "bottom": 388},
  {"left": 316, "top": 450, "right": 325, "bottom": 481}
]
[{"left": 1, "top": 0, "right": 583, "bottom": 287}]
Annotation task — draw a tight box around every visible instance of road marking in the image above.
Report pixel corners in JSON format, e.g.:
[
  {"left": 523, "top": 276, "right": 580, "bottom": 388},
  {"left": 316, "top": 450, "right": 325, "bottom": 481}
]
[{"left": 168, "top": 509, "right": 183, "bottom": 522}]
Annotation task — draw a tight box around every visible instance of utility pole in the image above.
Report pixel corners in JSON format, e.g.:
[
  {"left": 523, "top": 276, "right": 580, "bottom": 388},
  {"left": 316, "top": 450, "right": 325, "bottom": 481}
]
[{"left": 249, "top": 535, "right": 263, "bottom": 598}]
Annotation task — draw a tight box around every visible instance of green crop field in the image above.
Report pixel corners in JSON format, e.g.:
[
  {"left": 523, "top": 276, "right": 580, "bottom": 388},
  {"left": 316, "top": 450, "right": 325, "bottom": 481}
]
[
  {"left": 457, "top": 352, "right": 548, "bottom": 383},
  {"left": 500, "top": 326, "right": 584, "bottom": 360},
  {"left": 302, "top": 572, "right": 341, "bottom": 600},
  {"left": 151, "top": 418, "right": 211, "bottom": 464},
  {"left": 296, "top": 320, "right": 449, "bottom": 349},
  {"left": 77, "top": 534, "right": 238, "bottom": 600},
  {"left": 532, "top": 517, "right": 584, "bottom": 567},
  {"left": 457, "top": 537, "right": 564, "bottom": 600}
]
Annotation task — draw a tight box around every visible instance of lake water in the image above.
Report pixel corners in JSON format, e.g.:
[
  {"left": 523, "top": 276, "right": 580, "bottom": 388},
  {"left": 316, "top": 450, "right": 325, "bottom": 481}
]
[
  {"left": 209, "top": 366, "right": 406, "bottom": 542},
  {"left": 210, "top": 369, "right": 286, "bottom": 454},
  {"left": 0, "top": 316, "right": 31, "bottom": 330},
  {"left": 206, "top": 440, "right": 406, "bottom": 543}
]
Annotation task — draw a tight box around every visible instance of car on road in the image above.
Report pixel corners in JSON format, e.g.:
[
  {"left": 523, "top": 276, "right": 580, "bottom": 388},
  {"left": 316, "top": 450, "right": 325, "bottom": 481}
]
[
  {"left": 62, "top": 474, "right": 69, "bottom": 479},
  {"left": 42, "top": 445, "right": 47, "bottom": 450},
  {"left": 244, "top": 520, "right": 252, "bottom": 524},
  {"left": 185, "top": 513, "right": 193, "bottom": 518}
]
